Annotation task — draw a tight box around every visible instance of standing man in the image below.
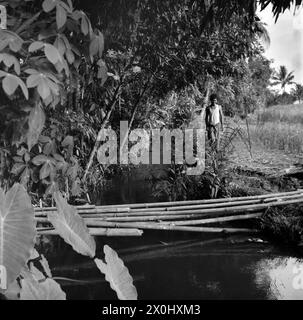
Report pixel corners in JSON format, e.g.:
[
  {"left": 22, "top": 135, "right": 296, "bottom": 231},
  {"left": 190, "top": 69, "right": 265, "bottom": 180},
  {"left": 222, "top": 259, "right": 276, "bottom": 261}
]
[{"left": 205, "top": 94, "right": 224, "bottom": 152}]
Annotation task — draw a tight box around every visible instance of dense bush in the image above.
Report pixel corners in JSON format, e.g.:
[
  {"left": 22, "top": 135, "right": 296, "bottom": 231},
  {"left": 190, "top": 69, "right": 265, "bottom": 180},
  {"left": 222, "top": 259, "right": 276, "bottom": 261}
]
[
  {"left": 260, "top": 205, "right": 303, "bottom": 245},
  {"left": 267, "top": 92, "right": 296, "bottom": 107},
  {"left": 0, "top": 0, "right": 106, "bottom": 203},
  {"left": 0, "top": 0, "right": 288, "bottom": 204}
]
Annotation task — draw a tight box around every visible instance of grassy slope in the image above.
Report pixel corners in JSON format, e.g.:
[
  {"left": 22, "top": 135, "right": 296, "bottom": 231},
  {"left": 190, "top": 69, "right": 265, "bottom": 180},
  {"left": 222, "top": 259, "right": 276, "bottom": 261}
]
[
  {"left": 250, "top": 104, "right": 303, "bottom": 154},
  {"left": 228, "top": 104, "right": 303, "bottom": 245}
]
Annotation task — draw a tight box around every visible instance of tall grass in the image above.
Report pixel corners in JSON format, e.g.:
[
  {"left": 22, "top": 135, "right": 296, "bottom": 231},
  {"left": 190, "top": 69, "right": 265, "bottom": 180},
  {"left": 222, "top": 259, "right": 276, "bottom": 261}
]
[
  {"left": 257, "top": 104, "right": 303, "bottom": 125},
  {"left": 250, "top": 104, "right": 303, "bottom": 154}
]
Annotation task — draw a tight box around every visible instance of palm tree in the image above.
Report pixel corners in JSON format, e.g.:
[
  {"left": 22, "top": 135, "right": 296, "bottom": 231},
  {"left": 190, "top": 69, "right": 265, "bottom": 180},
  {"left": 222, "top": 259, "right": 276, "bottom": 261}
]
[
  {"left": 272, "top": 65, "right": 295, "bottom": 93},
  {"left": 253, "top": 16, "right": 271, "bottom": 48}
]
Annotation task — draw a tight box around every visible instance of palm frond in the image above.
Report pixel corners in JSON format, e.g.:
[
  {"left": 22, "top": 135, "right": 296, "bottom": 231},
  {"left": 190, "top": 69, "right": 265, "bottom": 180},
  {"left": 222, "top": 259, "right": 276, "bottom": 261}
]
[
  {"left": 254, "top": 19, "right": 271, "bottom": 47},
  {"left": 270, "top": 81, "right": 281, "bottom": 86}
]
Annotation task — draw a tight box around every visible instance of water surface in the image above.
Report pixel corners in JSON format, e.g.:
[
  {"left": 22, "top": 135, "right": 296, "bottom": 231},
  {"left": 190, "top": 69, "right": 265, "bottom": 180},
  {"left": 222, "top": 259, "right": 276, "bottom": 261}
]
[{"left": 41, "top": 234, "right": 303, "bottom": 300}]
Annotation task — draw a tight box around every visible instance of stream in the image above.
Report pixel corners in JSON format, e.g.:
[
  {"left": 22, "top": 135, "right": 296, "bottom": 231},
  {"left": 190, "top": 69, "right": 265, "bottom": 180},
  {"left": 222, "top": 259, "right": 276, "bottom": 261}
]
[
  {"left": 40, "top": 168, "right": 303, "bottom": 300},
  {"left": 43, "top": 233, "right": 303, "bottom": 300}
]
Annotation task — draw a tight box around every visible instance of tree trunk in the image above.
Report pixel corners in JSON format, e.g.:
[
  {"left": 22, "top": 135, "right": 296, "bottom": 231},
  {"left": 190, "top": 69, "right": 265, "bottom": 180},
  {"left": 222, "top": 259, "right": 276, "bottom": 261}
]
[{"left": 82, "top": 85, "right": 121, "bottom": 182}]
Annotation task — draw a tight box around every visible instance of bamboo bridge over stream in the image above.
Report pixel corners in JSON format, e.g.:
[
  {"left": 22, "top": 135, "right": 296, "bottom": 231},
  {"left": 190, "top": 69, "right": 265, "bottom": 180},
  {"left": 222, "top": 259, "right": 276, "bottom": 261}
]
[{"left": 35, "top": 189, "right": 303, "bottom": 237}]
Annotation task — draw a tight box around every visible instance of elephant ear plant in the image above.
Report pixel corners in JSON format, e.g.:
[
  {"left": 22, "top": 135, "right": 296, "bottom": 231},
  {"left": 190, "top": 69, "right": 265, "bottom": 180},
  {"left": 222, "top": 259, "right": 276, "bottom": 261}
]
[{"left": 0, "top": 183, "right": 137, "bottom": 300}]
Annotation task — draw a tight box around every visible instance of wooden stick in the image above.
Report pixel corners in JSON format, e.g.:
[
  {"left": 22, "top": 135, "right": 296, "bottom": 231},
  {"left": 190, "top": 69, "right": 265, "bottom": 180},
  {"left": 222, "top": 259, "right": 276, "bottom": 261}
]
[
  {"left": 81, "top": 220, "right": 259, "bottom": 233},
  {"left": 109, "top": 196, "right": 303, "bottom": 218},
  {"left": 35, "top": 199, "right": 303, "bottom": 228},
  {"left": 84, "top": 212, "right": 261, "bottom": 223},
  {"left": 84, "top": 213, "right": 213, "bottom": 222},
  {"left": 34, "top": 207, "right": 131, "bottom": 217},
  {"left": 129, "top": 193, "right": 303, "bottom": 213},
  {"left": 33, "top": 190, "right": 303, "bottom": 213},
  {"left": 37, "top": 227, "right": 143, "bottom": 237},
  {"left": 160, "top": 212, "right": 263, "bottom": 226},
  {"left": 35, "top": 207, "right": 130, "bottom": 214},
  {"left": 35, "top": 212, "right": 247, "bottom": 223},
  {"left": 34, "top": 193, "right": 303, "bottom": 218},
  {"left": 76, "top": 196, "right": 303, "bottom": 220},
  {"left": 36, "top": 216, "right": 260, "bottom": 233},
  {"left": 34, "top": 204, "right": 96, "bottom": 212},
  {"left": 85, "top": 189, "right": 303, "bottom": 209}
]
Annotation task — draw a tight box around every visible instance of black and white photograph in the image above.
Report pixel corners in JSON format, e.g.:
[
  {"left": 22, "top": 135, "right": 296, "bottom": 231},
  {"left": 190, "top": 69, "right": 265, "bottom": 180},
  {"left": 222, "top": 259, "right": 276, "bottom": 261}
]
[{"left": 0, "top": 0, "right": 303, "bottom": 306}]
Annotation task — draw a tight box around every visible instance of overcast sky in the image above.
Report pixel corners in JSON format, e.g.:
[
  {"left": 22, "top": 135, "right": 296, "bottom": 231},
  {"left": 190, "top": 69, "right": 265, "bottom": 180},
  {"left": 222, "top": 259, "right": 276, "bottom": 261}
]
[{"left": 258, "top": 4, "right": 303, "bottom": 85}]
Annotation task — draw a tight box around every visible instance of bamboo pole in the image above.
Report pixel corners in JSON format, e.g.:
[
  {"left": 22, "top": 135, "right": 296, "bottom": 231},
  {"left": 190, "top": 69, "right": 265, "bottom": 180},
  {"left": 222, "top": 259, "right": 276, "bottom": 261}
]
[
  {"left": 160, "top": 212, "right": 263, "bottom": 226},
  {"left": 34, "top": 192, "right": 303, "bottom": 218},
  {"left": 39, "top": 222, "right": 253, "bottom": 233},
  {"left": 73, "top": 196, "right": 303, "bottom": 221},
  {"left": 33, "top": 190, "right": 303, "bottom": 213},
  {"left": 82, "top": 189, "right": 303, "bottom": 209},
  {"left": 33, "top": 191, "right": 303, "bottom": 237},
  {"left": 35, "top": 211, "right": 256, "bottom": 224},
  {"left": 113, "top": 196, "right": 303, "bottom": 218},
  {"left": 80, "top": 220, "right": 259, "bottom": 233},
  {"left": 35, "top": 214, "right": 201, "bottom": 224},
  {"left": 34, "top": 204, "right": 95, "bottom": 212},
  {"left": 129, "top": 193, "right": 303, "bottom": 213},
  {"left": 36, "top": 216, "right": 260, "bottom": 233},
  {"left": 87, "top": 212, "right": 261, "bottom": 223},
  {"left": 37, "top": 227, "right": 143, "bottom": 237},
  {"left": 82, "top": 213, "right": 211, "bottom": 222},
  {"left": 35, "top": 206, "right": 130, "bottom": 214}
]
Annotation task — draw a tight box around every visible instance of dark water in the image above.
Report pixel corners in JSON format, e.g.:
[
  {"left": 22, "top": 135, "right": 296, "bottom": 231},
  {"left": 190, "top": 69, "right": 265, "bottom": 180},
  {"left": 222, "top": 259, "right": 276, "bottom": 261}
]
[
  {"left": 91, "top": 165, "right": 168, "bottom": 205},
  {"left": 40, "top": 166, "right": 303, "bottom": 300},
  {"left": 42, "top": 233, "right": 303, "bottom": 300}
]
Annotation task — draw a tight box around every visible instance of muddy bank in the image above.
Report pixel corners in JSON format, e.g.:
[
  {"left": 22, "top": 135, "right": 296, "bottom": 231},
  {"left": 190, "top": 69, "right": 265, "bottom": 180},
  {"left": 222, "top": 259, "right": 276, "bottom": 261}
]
[
  {"left": 221, "top": 165, "right": 302, "bottom": 197},
  {"left": 220, "top": 164, "right": 303, "bottom": 246}
]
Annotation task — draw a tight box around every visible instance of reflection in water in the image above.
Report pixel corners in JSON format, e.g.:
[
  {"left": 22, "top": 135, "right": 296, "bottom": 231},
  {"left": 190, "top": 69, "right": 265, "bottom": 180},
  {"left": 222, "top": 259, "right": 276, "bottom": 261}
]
[
  {"left": 254, "top": 257, "right": 303, "bottom": 300},
  {"left": 43, "top": 235, "right": 303, "bottom": 300}
]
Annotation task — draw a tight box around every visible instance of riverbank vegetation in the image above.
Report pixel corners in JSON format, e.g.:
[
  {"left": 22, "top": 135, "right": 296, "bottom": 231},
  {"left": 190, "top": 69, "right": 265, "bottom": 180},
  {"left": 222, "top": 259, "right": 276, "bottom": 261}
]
[{"left": 260, "top": 204, "right": 303, "bottom": 246}]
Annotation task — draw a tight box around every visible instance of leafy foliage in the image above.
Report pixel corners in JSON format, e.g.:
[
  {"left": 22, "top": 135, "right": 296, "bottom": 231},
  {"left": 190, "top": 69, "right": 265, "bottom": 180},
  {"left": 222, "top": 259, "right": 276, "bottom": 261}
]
[
  {"left": 0, "top": 0, "right": 105, "bottom": 200},
  {"left": 209, "top": 53, "right": 274, "bottom": 116},
  {"left": 0, "top": 184, "right": 36, "bottom": 289},
  {"left": 0, "top": 185, "right": 137, "bottom": 300},
  {"left": 291, "top": 83, "right": 303, "bottom": 103},
  {"left": 95, "top": 245, "right": 138, "bottom": 300},
  {"left": 20, "top": 273, "right": 66, "bottom": 300},
  {"left": 260, "top": 204, "right": 303, "bottom": 245},
  {"left": 49, "top": 191, "right": 96, "bottom": 257},
  {"left": 0, "top": 0, "right": 282, "bottom": 201},
  {"left": 0, "top": 0, "right": 302, "bottom": 301}
]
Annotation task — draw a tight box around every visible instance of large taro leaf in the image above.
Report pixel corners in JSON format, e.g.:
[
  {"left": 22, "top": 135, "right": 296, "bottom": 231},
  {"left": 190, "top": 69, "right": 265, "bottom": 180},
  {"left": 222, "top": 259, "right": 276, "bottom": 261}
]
[
  {"left": 95, "top": 245, "right": 138, "bottom": 300},
  {"left": 40, "top": 254, "right": 52, "bottom": 278},
  {"left": 48, "top": 192, "right": 96, "bottom": 258},
  {"left": 4, "top": 280, "right": 21, "bottom": 300},
  {"left": 20, "top": 273, "right": 66, "bottom": 300},
  {"left": 26, "top": 103, "right": 45, "bottom": 151},
  {"left": 0, "top": 184, "right": 36, "bottom": 289}
]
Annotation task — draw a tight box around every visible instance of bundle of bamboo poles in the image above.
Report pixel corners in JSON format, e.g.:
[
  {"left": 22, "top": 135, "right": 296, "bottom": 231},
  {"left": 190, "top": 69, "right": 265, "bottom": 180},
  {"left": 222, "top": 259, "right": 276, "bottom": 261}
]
[{"left": 35, "top": 189, "right": 303, "bottom": 237}]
